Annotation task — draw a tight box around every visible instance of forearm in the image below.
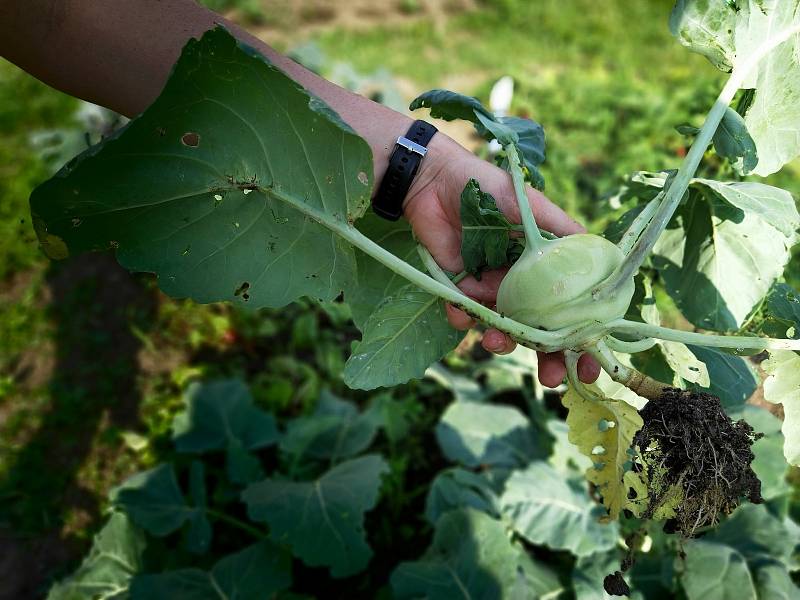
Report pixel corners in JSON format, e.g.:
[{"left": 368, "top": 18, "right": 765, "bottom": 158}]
[{"left": 0, "top": 0, "right": 423, "bottom": 184}]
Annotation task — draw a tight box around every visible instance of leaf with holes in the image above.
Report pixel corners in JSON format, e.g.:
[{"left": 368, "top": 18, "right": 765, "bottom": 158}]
[
  {"left": 30, "top": 26, "right": 372, "bottom": 309},
  {"left": 561, "top": 384, "right": 644, "bottom": 520},
  {"left": 242, "top": 454, "right": 388, "bottom": 577}
]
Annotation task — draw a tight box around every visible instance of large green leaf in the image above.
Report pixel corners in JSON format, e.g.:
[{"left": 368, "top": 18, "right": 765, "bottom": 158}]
[
  {"left": 681, "top": 540, "right": 756, "bottom": 600},
  {"left": 343, "top": 285, "right": 464, "bottom": 390},
  {"left": 391, "top": 508, "right": 552, "bottom": 600},
  {"left": 279, "top": 390, "right": 379, "bottom": 461},
  {"left": 172, "top": 379, "right": 278, "bottom": 484},
  {"left": 654, "top": 180, "right": 799, "bottom": 330},
  {"left": 111, "top": 464, "right": 208, "bottom": 538},
  {"left": 424, "top": 468, "right": 500, "bottom": 524},
  {"left": 47, "top": 513, "right": 145, "bottom": 600},
  {"left": 729, "top": 405, "right": 788, "bottom": 500},
  {"left": 500, "top": 461, "right": 618, "bottom": 557},
  {"left": 763, "top": 351, "right": 800, "bottom": 466},
  {"left": 681, "top": 504, "right": 800, "bottom": 600},
  {"left": 347, "top": 212, "right": 419, "bottom": 330},
  {"left": 242, "top": 454, "right": 388, "bottom": 577},
  {"left": 708, "top": 504, "right": 797, "bottom": 566},
  {"left": 435, "top": 401, "right": 541, "bottom": 468},
  {"left": 561, "top": 384, "right": 643, "bottom": 520},
  {"left": 686, "top": 345, "right": 757, "bottom": 411},
  {"left": 759, "top": 283, "right": 800, "bottom": 341},
  {"left": 755, "top": 564, "right": 800, "bottom": 600},
  {"left": 30, "top": 27, "right": 372, "bottom": 308},
  {"left": 130, "top": 541, "right": 292, "bottom": 600},
  {"left": 670, "top": 0, "right": 800, "bottom": 175}
]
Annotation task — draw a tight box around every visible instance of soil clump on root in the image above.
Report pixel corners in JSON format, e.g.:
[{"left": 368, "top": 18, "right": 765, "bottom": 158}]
[{"left": 632, "top": 388, "right": 762, "bottom": 537}]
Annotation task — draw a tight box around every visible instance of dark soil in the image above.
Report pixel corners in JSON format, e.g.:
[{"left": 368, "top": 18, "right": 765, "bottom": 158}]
[
  {"left": 603, "top": 571, "right": 631, "bottom": 596},
  {"left": 632, "top": 388, "right": 762, "bottom": 537}
]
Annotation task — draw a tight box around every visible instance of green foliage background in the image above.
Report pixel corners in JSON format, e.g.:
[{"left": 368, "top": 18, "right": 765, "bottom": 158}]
[{"left": 1, "top": 0, "right": 798, "bottom": 598}]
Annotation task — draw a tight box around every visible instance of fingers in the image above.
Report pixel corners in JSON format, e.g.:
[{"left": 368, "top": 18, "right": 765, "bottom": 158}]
[
  {"left": 445, "top": 303, "right": 475, "bottom": 330},
  {"left": 577, "top": 353, "right": 601, "bottom": 383},
  {"left": 536, "top": 351, "right": 601, "bottom": 387},
  {"left": 537, "top": 352, "right": 567, "bottom": 387},
  {"left": 481, "top": 329, "right": 515, "bottom": 354}
]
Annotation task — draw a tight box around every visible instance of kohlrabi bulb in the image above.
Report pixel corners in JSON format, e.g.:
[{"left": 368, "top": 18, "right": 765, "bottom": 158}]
[{"left": 496, "top": 233, "right": 634, "bottom": 331}]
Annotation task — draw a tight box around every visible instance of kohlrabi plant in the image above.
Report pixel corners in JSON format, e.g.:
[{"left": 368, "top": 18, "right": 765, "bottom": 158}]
[{"left": 28, "top": 0, "right": 800, "bottom": 594}]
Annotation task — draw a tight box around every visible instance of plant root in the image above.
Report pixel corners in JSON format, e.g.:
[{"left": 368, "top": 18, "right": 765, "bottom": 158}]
[{"left": 631, "top": 388, "right": 762, "bottom": 537}]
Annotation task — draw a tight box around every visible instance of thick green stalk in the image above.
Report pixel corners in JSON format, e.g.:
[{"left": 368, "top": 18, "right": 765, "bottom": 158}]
[
  {"left": 265, "top": 185, "right": 564, "bottom": 349},
  {"left": 604, "top": 335, "right": 657, "bottom": 354},
  {"left": 599, "top": 22, "right": 800, "bottom": 295},
  {"left": 504, "top": 143, "right": 547, "bottom": 251},
  {"left": 417, "top": 245, "right": 464, "bottom": 293},
  {"left": 616, "top": 196, "right": 660, "bottom": 256},
  {"left": 608, "top": 319, "right": 800, "bottom": 352},
  {"left": 588, "top": 340, "right": 669, "bottom": 401}
]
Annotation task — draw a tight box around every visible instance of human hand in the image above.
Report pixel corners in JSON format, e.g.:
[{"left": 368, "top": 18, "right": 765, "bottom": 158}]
[{"left": 403, "top": 133, "right": 600, "bottom": 387}]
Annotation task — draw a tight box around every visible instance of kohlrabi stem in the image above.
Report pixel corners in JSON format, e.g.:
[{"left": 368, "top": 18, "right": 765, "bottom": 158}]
[
  {"left": 264, "top": 185, "right": 564, "bottom": 349},
  {"left": 417, "top": 245, "right": 464, "bottom": 294},
  {"left": 599, "top": 22, "right": 800, "bottom": 296},
  {"left": 608, "top": 319, "right": 800, "bottom": 352},
  {"left": 604, "top": 335, "right": 657, "bottom": 354},
  {"left": 589, "top": 340, "right": 669, "bottom": 401},
  {"left": 505, "top": 143, "right": 547, "bottom": 251},
  {"left": 617, "top": 196, "right": 660, "bottom": 256}
]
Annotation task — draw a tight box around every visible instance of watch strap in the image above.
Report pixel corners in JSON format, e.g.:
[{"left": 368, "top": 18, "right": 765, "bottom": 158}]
[{"left": 372, "top": 120, "right": 438, "bottom": 221}]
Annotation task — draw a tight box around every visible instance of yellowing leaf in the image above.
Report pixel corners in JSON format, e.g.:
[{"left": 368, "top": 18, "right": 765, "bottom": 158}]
[{"left": 562, "top": 384, "right": 644, "bottom": 520}]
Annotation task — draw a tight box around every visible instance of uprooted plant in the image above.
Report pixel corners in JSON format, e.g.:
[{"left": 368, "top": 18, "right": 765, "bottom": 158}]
[{"left": 28, "top": 0, "right": 800, "bottom": 595}]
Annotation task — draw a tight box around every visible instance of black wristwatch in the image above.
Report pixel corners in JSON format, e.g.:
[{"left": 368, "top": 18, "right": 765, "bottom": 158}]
[{"left": 372, "top": 120, "right": 438, "bottom": 221}]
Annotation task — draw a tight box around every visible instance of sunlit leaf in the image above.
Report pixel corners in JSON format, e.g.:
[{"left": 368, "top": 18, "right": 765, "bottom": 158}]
[
  {"left": 763, "top": 351, "right": 800, "bottom": 466},
  {"left": 47, "top": 513, "right": 145, "bottom": 600},
  {"left": 500, "top": 461, "right": 618, "bottom": 557}
]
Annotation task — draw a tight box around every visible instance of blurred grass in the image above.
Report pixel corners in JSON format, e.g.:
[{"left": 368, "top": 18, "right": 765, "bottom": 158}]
[{"left": 315, "top": 0, "right": 727, "bottom": 222}]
